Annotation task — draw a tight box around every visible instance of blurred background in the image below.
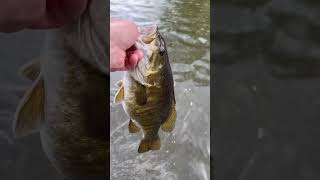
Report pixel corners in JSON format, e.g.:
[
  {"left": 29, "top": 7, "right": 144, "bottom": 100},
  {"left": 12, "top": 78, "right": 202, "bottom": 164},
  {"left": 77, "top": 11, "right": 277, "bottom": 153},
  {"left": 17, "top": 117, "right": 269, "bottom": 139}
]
[
  {"left": 0, "top": 31, "right": 63, "bottom": 179},
  {"left": 214, "top": 0, "right": 320, "bottom": 126},
  {"left": 213, "top": 128, "right": 320, "bottom": 180},
  {"left": 213, "top": 0, "right": 320, "bottom": 180}
]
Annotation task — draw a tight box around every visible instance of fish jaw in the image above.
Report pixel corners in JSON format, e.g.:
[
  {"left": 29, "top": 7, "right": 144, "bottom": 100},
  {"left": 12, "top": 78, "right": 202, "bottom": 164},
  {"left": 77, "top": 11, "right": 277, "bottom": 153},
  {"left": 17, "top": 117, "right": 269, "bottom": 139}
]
[{"left": 128, "top": 24, "right": 168, "bottom": 87}]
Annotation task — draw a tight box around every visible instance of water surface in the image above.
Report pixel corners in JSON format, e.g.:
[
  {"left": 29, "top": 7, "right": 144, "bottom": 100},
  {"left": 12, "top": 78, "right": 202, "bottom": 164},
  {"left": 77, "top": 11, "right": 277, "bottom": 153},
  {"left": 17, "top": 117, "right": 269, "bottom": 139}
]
[{"left": 214, "top": 1, "right": 320, "bottom": 180}]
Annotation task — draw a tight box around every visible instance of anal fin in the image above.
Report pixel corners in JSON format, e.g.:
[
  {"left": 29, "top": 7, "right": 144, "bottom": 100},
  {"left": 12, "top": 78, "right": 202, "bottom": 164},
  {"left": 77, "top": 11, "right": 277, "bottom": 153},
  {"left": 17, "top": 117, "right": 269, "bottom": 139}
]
[{"left": 128, "top": 119, "right": 141, "bottom": 133}]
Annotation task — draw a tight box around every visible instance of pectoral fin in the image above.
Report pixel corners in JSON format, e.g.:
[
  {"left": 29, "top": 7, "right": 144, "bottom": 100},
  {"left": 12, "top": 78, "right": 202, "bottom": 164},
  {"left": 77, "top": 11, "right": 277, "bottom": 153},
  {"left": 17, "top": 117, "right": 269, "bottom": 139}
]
[
  {"left": 128, "top": 119, "right": 141, "bottom": 133},
  {"left": 161, "top": 99, "right": 176, "bottom": 132},
  {"left": 20, "top": 59, "right": 41, "bottom": 81},
  {"left": 116, "top": 80, "right": 123, "bottom": 87},
  {"left": 138, "top": 135, "right": 161, "bottom": 153},
  {"left": 13, "top": 76, "right": 44, "bottom": 138},
  {"left": 114, "top": 85, "right": 124, "bottom": 104}
]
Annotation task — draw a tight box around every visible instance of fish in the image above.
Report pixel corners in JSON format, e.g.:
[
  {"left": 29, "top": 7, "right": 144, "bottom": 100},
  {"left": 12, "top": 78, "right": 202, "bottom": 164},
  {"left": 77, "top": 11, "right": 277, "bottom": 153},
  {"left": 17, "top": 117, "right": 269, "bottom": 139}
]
[
  {"left": 13, "top": 0, "right": 108, "bottom": 180},
  {"left": 114, "top": 25, "right": 176, "bottom": 153}
]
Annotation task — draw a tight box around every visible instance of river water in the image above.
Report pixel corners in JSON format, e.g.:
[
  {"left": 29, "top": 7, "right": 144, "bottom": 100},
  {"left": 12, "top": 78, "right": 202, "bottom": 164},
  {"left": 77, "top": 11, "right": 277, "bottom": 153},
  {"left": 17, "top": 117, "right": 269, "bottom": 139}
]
[
  {"left": 214, "top": 1, "right": 320, "bottom": 180},
  {"left": 110, "top": 0, "right": 210, "bottom": 180}
]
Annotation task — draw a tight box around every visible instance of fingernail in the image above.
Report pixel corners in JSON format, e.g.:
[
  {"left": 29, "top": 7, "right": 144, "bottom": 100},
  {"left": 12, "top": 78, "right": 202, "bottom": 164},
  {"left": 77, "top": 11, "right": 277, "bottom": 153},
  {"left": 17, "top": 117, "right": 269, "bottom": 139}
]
[
  {"left": 129, "top": 54, "right": 139, "bottom": 66},
  {"left": 135, "top": 50, "right": 144, "bottom": 59}
]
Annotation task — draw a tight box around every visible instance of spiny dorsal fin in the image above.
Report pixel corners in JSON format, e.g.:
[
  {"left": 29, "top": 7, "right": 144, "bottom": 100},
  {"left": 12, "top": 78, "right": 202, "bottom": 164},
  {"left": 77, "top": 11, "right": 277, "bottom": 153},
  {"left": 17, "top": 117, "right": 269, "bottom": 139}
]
[
  {"left": 20, "top": 59, "right": 41, "bottom": 81},
  {"left": 161, "top": 99, "right": 176, "bottom": 132},
  {"left": 13, "top": 75, "right": 45, "bottom": 138}
]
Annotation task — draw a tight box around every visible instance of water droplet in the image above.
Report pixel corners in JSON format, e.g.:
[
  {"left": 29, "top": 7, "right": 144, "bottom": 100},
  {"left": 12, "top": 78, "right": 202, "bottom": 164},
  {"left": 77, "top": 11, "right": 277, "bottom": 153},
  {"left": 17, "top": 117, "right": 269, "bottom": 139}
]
[{"left": 190, "top": 102, "right": 193, "bottom": 106}]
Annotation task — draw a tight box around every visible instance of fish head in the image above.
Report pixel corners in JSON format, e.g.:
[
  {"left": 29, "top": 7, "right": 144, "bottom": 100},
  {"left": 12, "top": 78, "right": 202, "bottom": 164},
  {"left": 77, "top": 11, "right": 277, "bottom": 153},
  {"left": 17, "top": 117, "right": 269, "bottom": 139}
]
[{"left": 130, "top": 24, "right": 169, "bottom": 87}]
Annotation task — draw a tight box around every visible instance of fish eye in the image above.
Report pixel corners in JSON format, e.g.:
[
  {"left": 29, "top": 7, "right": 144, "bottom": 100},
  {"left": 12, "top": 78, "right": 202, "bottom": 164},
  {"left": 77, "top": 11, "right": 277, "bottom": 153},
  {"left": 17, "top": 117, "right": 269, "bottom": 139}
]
[{"left": 159, "top": 49, "right": 165, "bottom": 56}]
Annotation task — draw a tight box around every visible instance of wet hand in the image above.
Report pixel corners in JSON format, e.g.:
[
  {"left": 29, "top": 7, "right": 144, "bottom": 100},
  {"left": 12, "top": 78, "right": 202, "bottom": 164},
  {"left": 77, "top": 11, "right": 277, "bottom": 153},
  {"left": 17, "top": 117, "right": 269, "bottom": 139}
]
[
  {"left": 0, "top": 0, "right": 88, "bottom": 32},
  {"left": 110, "top": 18, "right": 144, "bottom": 72}
]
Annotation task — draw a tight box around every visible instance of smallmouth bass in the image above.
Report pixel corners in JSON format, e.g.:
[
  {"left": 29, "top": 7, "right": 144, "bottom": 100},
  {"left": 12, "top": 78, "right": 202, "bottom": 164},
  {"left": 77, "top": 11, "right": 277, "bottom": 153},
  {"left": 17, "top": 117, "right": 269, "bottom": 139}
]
[{"left": 114, "top": 25, "right": 176, "bottom": 153}]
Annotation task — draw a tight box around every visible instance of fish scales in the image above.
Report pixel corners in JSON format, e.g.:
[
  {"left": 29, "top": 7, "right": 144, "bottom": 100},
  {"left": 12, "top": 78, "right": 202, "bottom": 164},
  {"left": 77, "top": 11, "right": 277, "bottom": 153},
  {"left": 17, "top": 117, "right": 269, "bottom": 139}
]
[
  {"left": 114, "top": 25, "right": 176, "bottom": 153},
  {"left": 13, "top": 0, "right": 108, "bottom": 179}
]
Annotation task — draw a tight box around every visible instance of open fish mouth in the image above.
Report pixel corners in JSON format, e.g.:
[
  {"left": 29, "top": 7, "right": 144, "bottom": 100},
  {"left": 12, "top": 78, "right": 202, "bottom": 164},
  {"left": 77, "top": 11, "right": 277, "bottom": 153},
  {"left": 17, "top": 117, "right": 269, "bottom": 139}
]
[
  {"left": 127, "top": 24, "right": 161, "bottom": 87},
  {"left": 138, "top": 24, "right": 158, "bottom": 37},
  {"left": 125, "top": 24, "right": 158, "bottom": 60},
  {"left": 130, "top": 24, "right": 159, "bottom": 63}
]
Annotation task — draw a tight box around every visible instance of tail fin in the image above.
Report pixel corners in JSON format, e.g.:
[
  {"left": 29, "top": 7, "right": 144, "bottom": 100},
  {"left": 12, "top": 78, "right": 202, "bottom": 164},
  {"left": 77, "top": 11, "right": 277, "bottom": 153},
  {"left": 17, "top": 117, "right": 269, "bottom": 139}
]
[{"left": 138, "top": 135, "right": 161, "bottom": 153}]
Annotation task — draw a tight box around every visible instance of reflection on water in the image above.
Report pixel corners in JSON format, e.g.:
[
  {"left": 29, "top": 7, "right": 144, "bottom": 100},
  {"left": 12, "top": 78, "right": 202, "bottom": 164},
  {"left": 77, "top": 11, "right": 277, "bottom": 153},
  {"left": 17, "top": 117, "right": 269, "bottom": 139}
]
[{"left": 111, "top": 0, "right": 210, "bottom": 179}]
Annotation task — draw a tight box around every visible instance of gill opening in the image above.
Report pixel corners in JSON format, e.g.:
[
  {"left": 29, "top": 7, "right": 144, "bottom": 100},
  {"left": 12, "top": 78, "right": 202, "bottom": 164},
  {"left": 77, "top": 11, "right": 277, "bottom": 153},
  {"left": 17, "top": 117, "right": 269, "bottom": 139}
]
[{"left": 133, "top": 56, "right": 153, "bottom": 87}]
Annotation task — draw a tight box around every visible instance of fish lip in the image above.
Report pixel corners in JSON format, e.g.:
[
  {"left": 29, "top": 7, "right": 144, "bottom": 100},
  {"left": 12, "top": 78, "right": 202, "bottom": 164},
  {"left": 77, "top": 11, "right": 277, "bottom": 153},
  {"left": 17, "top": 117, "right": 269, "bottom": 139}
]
[
  {"left": 139, "top": 24, "right": 158, "bottom": 36},
  {"left": 136, "top": 24, "right": 162, "bottom": 48}
]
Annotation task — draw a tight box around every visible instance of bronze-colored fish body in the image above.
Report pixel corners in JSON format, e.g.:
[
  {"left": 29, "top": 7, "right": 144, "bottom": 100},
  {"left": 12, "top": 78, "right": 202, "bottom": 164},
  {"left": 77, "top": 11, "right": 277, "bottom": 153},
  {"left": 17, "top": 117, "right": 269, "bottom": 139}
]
[
  {"left": 114, "top": 25, "right": 176, "bottom": 153},
  {"left": 13, "top": 1, "right": 108, "bottom": 180},
  {"left": 40, "top": 52, "right": 108, "bottom": 180}
]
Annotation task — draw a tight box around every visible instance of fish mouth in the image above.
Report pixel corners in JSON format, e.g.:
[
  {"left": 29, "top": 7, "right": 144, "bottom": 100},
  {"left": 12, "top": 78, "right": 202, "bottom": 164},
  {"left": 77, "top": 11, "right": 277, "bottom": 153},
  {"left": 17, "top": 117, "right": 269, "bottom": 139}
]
[
  {"left": 127, "top": 25, "right": 160, "bottom": 87},
  {"left": 132, "top": 24, "right": 159, "bottom": 62},
  {"left": 139, "top": 24, "right": 158, "bottom": 37},
  {"left": 139, "top": 24, "right": 160, "bottom": 44},
  {"left": 133, "top": 24, "right": 166, "bottom": 62}
]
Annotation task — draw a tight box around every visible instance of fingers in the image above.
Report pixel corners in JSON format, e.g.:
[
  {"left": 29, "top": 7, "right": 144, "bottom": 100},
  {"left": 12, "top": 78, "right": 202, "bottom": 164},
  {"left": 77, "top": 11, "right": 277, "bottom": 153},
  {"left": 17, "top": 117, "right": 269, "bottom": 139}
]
[
  {"left": 110, "top": 48, "right": 144, "bottom": 72},
  {"left": 0, "top": 0, "right": 88, "bottom": 31},
  {"left": 110, "top": 19, "right": 140, "bottom": 50},
  {"left": 110, "top": 19, "right": 144, "bottom": 72},
  {"left": 30, "top": 0, "right": 88, "bottom": 29},
  {"left": 125, "top": 49, "right": 144, "bottom": 69},
  {"left": 110, "top": 45, "right": 126, "bottom": 72},
  {"left": 128, "top": 54, "right": 139, "bottom": 68},
  {"left": 134, "top": 50, "right": 144, "bottom": 59}
]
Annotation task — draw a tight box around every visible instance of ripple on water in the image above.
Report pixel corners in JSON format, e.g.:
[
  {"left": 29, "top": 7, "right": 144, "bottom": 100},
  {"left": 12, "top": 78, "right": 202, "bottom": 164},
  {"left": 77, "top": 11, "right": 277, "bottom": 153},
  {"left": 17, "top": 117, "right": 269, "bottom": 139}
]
[
  {"left": 110, "top": 81, "right": 210, "bottom": 180},
  {"left": 172, "top": 52, "right": 210, "bottom": 86}
]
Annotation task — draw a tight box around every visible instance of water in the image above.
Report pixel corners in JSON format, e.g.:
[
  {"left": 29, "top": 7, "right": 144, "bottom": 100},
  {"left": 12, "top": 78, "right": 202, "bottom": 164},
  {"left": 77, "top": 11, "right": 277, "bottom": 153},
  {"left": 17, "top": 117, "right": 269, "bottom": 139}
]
[
  {"left": 110, "top": 0, "right": 210, "bottom": 180},
  {"left": 214, "top": 1, "right": 320, "bottom": 126},
  {"left": 214, "top": 1, "right": 320, "bottom": 180}
]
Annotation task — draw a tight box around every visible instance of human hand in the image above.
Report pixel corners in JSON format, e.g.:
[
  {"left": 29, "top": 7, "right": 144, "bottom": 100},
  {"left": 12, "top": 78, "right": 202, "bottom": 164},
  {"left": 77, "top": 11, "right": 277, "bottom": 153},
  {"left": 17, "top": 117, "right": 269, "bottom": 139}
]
[
  {"left": 0, "top": 0, "right": 88, "bottom": 32},
  {"left": 110, "top": 18, "right": 143, "bottom": 72}
]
